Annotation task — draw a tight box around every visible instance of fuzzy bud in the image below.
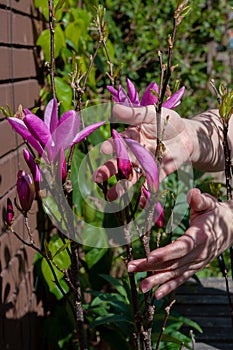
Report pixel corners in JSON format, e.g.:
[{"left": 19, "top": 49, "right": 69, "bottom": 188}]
[
  {"left": 17, "top": 170, "right": 35, "bottom": 214},
  {"left": 6, "top": 198, "right": 14, "bottom": 227}
]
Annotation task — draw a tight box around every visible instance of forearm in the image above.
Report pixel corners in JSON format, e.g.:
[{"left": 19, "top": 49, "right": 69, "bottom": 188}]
[{"left": 184, "top": 109, "right": 233, "bottom": 172}]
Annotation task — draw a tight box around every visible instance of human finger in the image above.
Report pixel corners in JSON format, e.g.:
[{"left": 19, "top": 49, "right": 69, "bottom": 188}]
[
  {"left": 187, "top": 188, "right": 216, "bottom": 212},
  {"left": 139, "top": 263, "right": 199, "bottom": 294},
  {"left": 106, "top": 168, "right": 141, "bottom": 201},
  {"left": 153, "top": 269, "right": 197, "bottom": 300},
  {"left": 112, "top": 104, "right": 156, "bottom": 125},
  {"left": 127, "top": 235, "right": 196, "bottom": 274},
  {"left": 93, "top": 159, "right": 118, "bottom": 183}
]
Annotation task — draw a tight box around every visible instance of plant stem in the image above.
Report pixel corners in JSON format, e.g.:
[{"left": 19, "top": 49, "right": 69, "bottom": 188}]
[
  {"left": 223, "top": 121, "right": 232, "bottom": 200},
  {"left": 122, "top": 219, "right": 142, "bottom": 349},
  {"left": 69, "top": 241, "right": 88, "bottom": 350},
  {"left": 11, "top": 228, "right": 75, "bottom": 318},
  {"left": 155, "top": 296, "right": 176, "bottom": 350},
  {"left": 48, "top": 0, "right": 56, "bottom": 99},
  {"left": 220, "top": 119, "right": 233, "bottom": 325}
]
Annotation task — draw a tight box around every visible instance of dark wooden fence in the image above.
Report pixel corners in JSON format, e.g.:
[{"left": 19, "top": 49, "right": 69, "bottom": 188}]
[{"left": 0, "top": 1, "right": 44, "bottom": 349}]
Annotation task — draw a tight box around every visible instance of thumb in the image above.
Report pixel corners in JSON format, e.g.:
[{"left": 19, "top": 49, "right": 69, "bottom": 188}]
[{"left": 187, "top": 188, "right": 216, "bottom": 213}]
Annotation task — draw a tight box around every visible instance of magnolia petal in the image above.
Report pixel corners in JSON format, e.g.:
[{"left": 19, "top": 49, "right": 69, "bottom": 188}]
[
  {"left": 58, "top": 110, "right": 80, "bottom": 128},
  {"left": 52, "top": 112, "right": 80, "bottom": 159},
  {"left": 112, "top": 129, "right": 131, "bottom": 179},
  {"left": 8, "top": 118, "right": 45, "bottom": 157},
  {"left": 118, "top": 85, "right": 131, "bottom": 106},
  {"left": 162, "top": 86, "right": 185, "bottom": 109},
  {"left": 24, "top": 108, "right": 32, "bottom": 115},
  {"left": 125, "top": 138, "right": 159, "bottom": 192},
  {"left": 72, "top": 121, "right": 105, "bottom": 144},
  {"left": 154, "top": 201, "right": 164, "bottom": 227},
  {"left": 140, "top": 82, "right": 159, "bottom": 106},
  {"left": 126, "top": 78, "right": 140, "bottom": 106},
  {"left": 24, "top": 114, "right": 51, "bottom": 147},
  {"left": 23, "top": 149, "right": 41, "bottom": 191},
  {"left": 54, "top": 148, "right": 66, "bottom": 182},
  {"left": 107, "top": 86, "right": 120, "bottom": 102},
  {"left": 44, "top": 98, "right": 58, "bottom": 134},
  {"left": 61, "top": 150, "right": 67, "bottom": 182}
]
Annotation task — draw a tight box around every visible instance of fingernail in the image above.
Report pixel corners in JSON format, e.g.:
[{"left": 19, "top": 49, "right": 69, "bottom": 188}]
[
  {"left": 155, "top": 291, "right": 163, "bottom": 300},
  {"left": 139, "top": 281, "right": 151, "bottom": 293},
  {"left": 140, "top": 284, "right": 150, "bottom": 294},
  {"left": 93, "top": 171, "right": 103, "bottom": 183},
  {"left": 128, "top": 264, "right": 136, "bottom": 272}
]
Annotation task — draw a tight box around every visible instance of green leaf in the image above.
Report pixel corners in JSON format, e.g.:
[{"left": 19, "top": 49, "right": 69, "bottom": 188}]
[
  {"left": 41, "top": 234, "right": 71, "bottom": 299},
  {"left": 54, "top": 76, "right": 72, "bottom": 111},
  {"left": 36, "top": 25, "right": 65, "bottom": 61},
  {"left": 52, "top": 241, "right": 70, "bottom": 259},
  {"left": 34, "top": 0, "right": 49, "bottom": 20},
  {"left": 180, "top": 5, "right": 191, "bottom": 18},
  {"left": 41, "top": 258, "right": 69, "bottom": 299},
  {"left": 99, "top": 274, "right": 129, "bottom": 300},
  {"left": 85, "top": 247, "right": 108, "bottom": 269},
  {"left": 58, "top": 333, "right": 73, "bottom": 349},
  {"left": 0, "top": 106, "right": 11, "bottom": 117},
  {"left": 90, "top": 314, "right": 133, "bottom": 328},
  {"left": 65, "top": 20, "right": 85, "bottom": 50},
  {"left": 170, "top": 313, "right": 203, "bottom": 333},
  {"left": 35, "top": 0, "right": 64, "bottom": 21},
  {"left": 55, "top": 0, "right": 66, "bottom": 10}
]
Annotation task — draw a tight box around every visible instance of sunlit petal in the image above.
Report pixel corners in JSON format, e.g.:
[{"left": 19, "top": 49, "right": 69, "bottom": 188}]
[
  {"left": 8, "top": 117, "right": 45, "bottom": 157},
  {"left": 44, "top": 98, "right": 58, "bottom": 133},
  {"left": 127, "top": 78, "right": 140, "bottom": 106},
  {"left": 72, "top": 121, "right": 105, "bottom": 145},
  {"left": 112, "top": 129, "right": 131, "bottom": 179},
  {"left": 162, "top": 86, "right": 185, "bottom": 109},
  {"left": 140, "top": 82, "right": 159, "bottom": 106},
  {"left": 125, "top": 138, "right": 159, "bottom": 192}
]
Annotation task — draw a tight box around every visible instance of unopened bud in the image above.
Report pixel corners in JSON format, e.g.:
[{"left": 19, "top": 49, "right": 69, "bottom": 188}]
[
  {"left": 6, "top": 198, "right": 14, "bottom": 227},
  {"left": 17, "top": 170, "right": 35, "bottom": 214}
]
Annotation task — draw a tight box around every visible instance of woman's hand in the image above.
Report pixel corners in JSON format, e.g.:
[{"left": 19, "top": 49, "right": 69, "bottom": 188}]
[
  {"left": 127, "top": 188, "right": 233, "bottom": 300},
  {"left": 93, "top": 104, "right": 194, "bottom": 195}
]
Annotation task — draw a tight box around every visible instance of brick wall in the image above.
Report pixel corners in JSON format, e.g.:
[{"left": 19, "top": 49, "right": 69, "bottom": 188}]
[{"left": 0, "top": 1, "right": 44, "bottom": 349}]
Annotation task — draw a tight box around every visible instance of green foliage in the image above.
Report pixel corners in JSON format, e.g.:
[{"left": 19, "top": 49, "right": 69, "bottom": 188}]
[
  {"left": 41, "top": 234, "right": 71, "bottom": 299},
  {"left": 35, "top": 0, "right": 232, "bottom": 115}
]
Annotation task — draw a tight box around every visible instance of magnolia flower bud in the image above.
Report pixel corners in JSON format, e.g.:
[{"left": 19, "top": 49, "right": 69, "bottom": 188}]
[
  {"left": 17, "top": 170, "right": 35, "bottom": 214},
  {"left": 23, "top": 149, "right": 41, "bottom": 192},
  {"left": 154, "top": 201, "right": 165, "bottom": 228},
  {"left": 6, "top": 198, "right": 14, "bottom": 227}
]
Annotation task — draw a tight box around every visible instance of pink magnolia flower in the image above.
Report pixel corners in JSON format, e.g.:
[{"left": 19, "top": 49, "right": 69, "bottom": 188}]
[
  {"left": 110, "top": 130, "right": 163, "bottom": 225},
  {"left": 111, "top": 129, "right": 159, "bottom": 192},
  {"left": 8, "top": 99, "right": 105, "bottom": 162},
  {"left": 107, "top": 78, "right": 185, "bottom": 109},
  {"left": 125, "top": 138, "right": 159, "bottom": 193}
]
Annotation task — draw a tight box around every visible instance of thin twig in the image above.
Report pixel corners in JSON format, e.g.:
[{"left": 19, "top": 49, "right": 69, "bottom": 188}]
[
  {"left": 155, "top": 296, "right": 176, "bottom": 350},
  {"left": 11, "top": 228, "right": 75, "bottom": 318},
  {"left": 48, "top": 0, "right": 56, "bottom": 99}
]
